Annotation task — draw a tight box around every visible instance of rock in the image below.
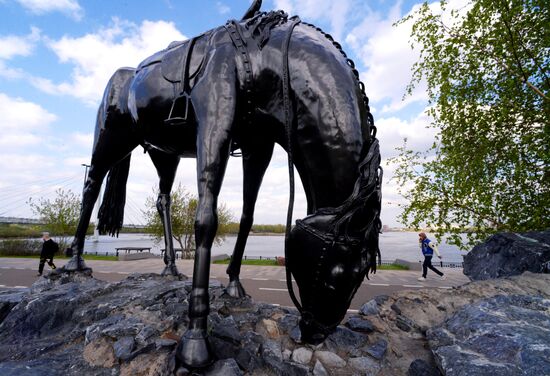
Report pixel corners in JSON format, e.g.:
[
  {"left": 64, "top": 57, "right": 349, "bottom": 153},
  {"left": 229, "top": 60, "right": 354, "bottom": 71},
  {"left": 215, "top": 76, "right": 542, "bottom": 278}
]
[
  {"left": 120, "top": 352, "right": 173, "bottom": 376},
  {"left": 83, "top": 337, "right": 116, "bottom": 368},
  {"left": 408, "top": 359, "right": 440, "bottom": 376},
  {"left": 395, "top": 315, "right": 416, "bottom": 332},
  {"left": 283, "top": 349, "right": 292, "bottom": 361},
  {"left": 279, "top": 313, "right": 299, "bottom": 333},
  {"left": 262, "top": 339, "right": 283, "bottom": 361},
  {"left": 101, "top": 318, "right": 144, "bottom": 338},
  {"left": 313, "top": 360, "right": 329, "bottom": 376},
  {"left": 346, "top": 316, "right": 375, "bottom": 333},
  {"left": 155, "top": 338, "right": 177, "bottom": 348},
  {"left": 235, "top": 332, "right": 263, "bottom": 371},
  {"left": 113, "top": 336, "right": 135, "bottom": 360},
  {"left": 324, "top": 326, "right": 368, "bottom": 355},
  {"left": 204, "top": 358, "right": 242, "bottom": 376},
  {"left": 428, "top": 294, "right": 550, "bottom": 376},
  {"left": 256, "top": 318, "right": 280, "bottom": 339},
  {"left": 464, "top": 231, "right": 550, "bottom": 281},
  {"left": 291, "top": 347, "right": 313, "bottom": 365},
  {"left": 360, "top": 299, "right": 379, "bottom": 316},
  {"left": 315, "top": 350, "right": 346, "bottom": 369},
  {"left": 348, "top": 356, "right": 381, "bottom": 375},
  {"left": 211, "top": 316, "right": 241, "bottom": 345},
  {"left": 136, "top": 325, "right": 158, "bottom": 345},
  {"left": 0, "top": 288, "right": 27, "bottom": 324},
  {"left": 289, "top": 324, "right": 302, "bottom": 343},
  {"left": 1, "top": 269, "right": 548, "bottom": 376},
  {"left": 365, "top": 339, "right": 388, "bottom": 360}
]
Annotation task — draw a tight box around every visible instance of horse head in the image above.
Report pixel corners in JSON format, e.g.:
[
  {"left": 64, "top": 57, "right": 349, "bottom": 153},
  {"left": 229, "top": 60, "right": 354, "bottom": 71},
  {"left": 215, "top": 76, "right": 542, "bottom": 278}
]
[{"left": 287, "top": 140, "right": 382, "bottom": 344}]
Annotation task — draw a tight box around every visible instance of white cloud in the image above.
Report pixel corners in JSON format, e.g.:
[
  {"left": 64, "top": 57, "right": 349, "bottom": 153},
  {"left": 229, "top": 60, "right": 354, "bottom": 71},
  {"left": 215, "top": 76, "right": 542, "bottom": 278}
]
[
  {"left": 69, "top": 132, "right": 93, "bottom": 150},
  {"left": 0, "top": 92, "right": 57, "bottom": 131},
  {"left": 16, "top": 0, "right": 83, "bottom": 20},
  {"left": 377, "top": 111, "right": 437, "bottom": 159},
  {"left": 0, "top": 27, "right": 41, "bottom": 60},
  {"left": 274, "top": 0, "right": 352, "bottom": 40},
  {"left": 216, "top": 1, "right": 230, "bottom": 15},
  {"left": 38, "top": 18, "right": 186, "bottom": 106},
  {"left": 346, "top": 2, "right": 427, "bottom": 114}
]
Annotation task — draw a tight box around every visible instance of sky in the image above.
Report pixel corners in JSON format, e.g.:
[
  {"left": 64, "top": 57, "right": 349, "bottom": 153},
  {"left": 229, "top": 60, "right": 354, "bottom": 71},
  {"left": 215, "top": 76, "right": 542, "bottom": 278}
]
[{"left": 0, "top": 0, "right": 451, "bottom": 227}]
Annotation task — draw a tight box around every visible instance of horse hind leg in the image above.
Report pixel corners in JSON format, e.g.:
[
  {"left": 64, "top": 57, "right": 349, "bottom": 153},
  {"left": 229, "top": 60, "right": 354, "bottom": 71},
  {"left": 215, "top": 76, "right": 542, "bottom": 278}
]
[
  {"left": 148, "top": 148, "right": 181, "bottom": 276},
  {"left": 226, "top": 142, "right": 274, "bottom": 297},
  {"left": 65, "top": 129, "right": 139, "bottom": 271}
]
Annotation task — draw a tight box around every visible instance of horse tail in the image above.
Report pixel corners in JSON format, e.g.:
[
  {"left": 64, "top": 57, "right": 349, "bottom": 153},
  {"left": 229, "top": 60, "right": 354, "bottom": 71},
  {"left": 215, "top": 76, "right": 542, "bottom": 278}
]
[
  {"left": 94, "top": 67, "right": 136, "bottom": 237},
  {"left": 97, "top": 153, "right": 131, "bottom": 237}
]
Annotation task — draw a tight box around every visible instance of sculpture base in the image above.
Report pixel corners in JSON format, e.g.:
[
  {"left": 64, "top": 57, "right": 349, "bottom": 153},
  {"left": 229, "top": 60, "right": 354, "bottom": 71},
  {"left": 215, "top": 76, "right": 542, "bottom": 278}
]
[{"left": 55, "top": 255, "right": 92, "bottom": 273}]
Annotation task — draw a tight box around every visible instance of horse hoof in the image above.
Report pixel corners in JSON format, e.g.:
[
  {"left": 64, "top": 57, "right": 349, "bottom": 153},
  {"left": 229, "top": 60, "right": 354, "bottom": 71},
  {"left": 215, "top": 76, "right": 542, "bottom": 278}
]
[
  {"left": 161, "top": 264, "right": 180, "bottom": 276},
  {"left": 177, "top": 329, "right": 214, "bottom": 369},
  {"left": 64, "top": 255, "right": 92, "bottom": 272},
  {"left": 225, "top": 279, "right": 247, "bottom": 298}
]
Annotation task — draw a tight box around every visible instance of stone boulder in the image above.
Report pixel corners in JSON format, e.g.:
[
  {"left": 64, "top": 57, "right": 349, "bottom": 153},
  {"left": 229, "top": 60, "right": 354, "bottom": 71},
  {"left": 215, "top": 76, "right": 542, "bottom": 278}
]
[
  {"left": 354, "top": 272, "right": 550, "bottom": 376},
  {"left": 0, "top": 271, "right": 385, "bottom": 376},
  {"left": 1, "top": 269, "right": 549, "bottom": 375},
  {"left": 463, "top": 231, "right": 550, "bottom": 281},
  {"left": 428, "top": 294, "right": 550, "bottom": 376}
]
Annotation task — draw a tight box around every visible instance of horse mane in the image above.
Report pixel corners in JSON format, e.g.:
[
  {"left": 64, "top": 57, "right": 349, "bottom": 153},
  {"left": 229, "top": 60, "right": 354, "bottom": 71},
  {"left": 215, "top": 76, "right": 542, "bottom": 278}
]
[{"left": 244, "top": 10, "right": 290, "bottom": 49}]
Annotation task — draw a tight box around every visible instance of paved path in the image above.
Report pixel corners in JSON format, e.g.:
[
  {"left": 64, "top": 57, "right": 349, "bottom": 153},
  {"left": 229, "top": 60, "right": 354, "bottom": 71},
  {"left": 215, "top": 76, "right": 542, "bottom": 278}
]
[{"left": 0, "top": 258, "right": 470, "bottom": 311}]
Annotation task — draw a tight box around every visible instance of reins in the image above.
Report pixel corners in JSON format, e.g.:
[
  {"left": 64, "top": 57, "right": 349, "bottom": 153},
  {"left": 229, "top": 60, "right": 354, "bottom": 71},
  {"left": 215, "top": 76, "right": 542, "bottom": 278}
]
[{"left": 282, "top": 17, "right": 304, "bottom": 314}]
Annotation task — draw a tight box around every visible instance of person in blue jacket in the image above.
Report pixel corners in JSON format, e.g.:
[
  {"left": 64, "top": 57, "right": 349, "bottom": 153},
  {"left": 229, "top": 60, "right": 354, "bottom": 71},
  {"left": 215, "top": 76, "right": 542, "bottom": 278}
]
[{"left": 418, "top": 232, "right": 445, "bottom": 281}]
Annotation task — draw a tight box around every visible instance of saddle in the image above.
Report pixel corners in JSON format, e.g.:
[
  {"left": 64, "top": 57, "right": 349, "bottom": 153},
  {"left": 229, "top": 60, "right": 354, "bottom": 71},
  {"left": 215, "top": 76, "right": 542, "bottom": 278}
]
[{"left": 136, "top": 34, "right": 209, "bottom": 127}]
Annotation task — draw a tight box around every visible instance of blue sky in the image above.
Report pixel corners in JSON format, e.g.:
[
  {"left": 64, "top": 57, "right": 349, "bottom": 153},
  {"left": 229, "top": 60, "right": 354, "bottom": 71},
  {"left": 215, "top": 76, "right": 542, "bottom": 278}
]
[{"left": 0, "top": 0, "right": 457, "bottom": 226}]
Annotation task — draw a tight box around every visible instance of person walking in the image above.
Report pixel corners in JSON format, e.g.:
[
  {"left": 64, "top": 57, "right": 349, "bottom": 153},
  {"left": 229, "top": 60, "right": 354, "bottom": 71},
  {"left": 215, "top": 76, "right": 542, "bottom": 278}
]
[
  {"left": 37, "top": 232, "right": 58, "bottom": 276},
  {"left": 417, "top": 232, "right": 445, "bottom": 281}
]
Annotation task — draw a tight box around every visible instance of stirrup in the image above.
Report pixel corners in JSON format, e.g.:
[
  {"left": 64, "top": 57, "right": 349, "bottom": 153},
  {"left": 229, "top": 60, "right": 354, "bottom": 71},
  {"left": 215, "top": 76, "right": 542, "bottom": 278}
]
[{"left": 164, "top": 93, "right": 191, "bottom": 126}]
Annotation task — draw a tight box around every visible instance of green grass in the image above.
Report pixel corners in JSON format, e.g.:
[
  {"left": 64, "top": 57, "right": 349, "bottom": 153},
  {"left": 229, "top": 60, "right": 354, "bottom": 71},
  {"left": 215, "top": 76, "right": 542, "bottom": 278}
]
[
  {"left": 378, "top": 263, "right": 409, "bottom": 270},
  {"left": 213, "top": 258, "right": 409, "bottom": 270},
  {"left": 0, "top": 254, "right": 118, "bottom": 261}
]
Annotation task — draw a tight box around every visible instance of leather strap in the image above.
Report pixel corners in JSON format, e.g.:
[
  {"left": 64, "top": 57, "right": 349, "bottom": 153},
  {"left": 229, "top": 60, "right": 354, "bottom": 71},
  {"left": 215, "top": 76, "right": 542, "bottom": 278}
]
[
  {"left": 181, "top": 37, "right": 197, "bottom": 95},
  {"left": 281, "top": 17, "right": 303, "bottom": 313}
]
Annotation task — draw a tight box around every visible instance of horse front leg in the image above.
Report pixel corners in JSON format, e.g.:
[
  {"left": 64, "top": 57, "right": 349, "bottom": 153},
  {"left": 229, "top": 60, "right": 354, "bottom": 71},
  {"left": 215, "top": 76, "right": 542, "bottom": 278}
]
[
  {"left": 178, "top": 141, "right": 231, "bottom": 368},
  {"left": 226, "top": 142, "right": 274, "bottom": 297},
  {"left": 177, "top": 59, "right": 236, "bottom": 368}
]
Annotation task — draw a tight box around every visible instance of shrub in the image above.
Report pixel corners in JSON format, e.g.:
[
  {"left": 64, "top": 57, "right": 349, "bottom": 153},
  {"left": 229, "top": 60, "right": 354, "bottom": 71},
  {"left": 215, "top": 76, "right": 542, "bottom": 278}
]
[{"left": 0, "top": 239, "right": 42, "bottom": 256}]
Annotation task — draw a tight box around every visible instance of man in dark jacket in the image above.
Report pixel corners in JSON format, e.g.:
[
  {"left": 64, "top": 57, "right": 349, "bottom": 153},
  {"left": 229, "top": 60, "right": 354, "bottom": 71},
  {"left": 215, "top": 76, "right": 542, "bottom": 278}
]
[{"left": 37, "top": 232, "right": 58, "bottom": 276}]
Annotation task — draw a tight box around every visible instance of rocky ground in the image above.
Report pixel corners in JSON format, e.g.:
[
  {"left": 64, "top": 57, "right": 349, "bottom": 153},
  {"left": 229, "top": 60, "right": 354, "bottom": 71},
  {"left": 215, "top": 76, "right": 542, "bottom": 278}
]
[{"left": 0, "top": 268, "right": 549, "bottom": 376}]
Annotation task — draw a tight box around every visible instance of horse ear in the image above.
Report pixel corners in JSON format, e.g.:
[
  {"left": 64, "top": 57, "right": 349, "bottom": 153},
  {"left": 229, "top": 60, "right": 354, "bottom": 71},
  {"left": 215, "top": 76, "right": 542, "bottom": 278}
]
[{"left": 241, "top": 0, "right": 262, "bottom": 20}]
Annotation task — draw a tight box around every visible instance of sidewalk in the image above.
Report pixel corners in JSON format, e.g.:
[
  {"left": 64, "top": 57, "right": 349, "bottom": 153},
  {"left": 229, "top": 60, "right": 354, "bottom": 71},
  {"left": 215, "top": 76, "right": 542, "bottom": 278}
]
[{"left": 0, "top": 257, "right": 470, "bottom": 288}]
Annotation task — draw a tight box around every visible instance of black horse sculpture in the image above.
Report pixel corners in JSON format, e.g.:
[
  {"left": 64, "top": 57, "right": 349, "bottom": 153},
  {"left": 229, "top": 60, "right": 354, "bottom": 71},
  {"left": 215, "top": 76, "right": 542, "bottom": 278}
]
[{"left": 64, "top": 0, "right": 382, "bottom": 369}]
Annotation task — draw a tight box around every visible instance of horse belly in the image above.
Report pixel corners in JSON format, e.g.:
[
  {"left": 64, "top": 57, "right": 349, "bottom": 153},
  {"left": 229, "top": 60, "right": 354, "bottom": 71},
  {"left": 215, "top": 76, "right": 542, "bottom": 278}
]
[{"left": 129, "top": 64, "right": 197, "bottom": 157}]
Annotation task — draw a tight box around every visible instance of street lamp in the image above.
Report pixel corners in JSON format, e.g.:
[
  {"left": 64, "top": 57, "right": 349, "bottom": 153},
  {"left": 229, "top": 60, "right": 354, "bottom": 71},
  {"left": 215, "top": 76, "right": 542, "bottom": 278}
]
[{"left": 81, "top": 163, "right": 90, "bottom": 186}]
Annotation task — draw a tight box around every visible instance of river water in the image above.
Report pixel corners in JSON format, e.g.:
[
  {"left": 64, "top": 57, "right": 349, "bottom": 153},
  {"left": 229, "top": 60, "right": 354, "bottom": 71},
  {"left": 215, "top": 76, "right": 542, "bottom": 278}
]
[{"left": 84, "top": 231, "right": 467, "bottom": 263}]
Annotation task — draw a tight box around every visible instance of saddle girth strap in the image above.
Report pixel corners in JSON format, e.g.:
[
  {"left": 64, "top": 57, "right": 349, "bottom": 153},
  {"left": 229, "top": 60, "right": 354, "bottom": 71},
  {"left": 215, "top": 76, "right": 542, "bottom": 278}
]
[
  {"left": 181, "top": 36, "right": 198, "bottom": 95},
  {"left": 281, "top": 17, "right": 303, "bottom": 313}
]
